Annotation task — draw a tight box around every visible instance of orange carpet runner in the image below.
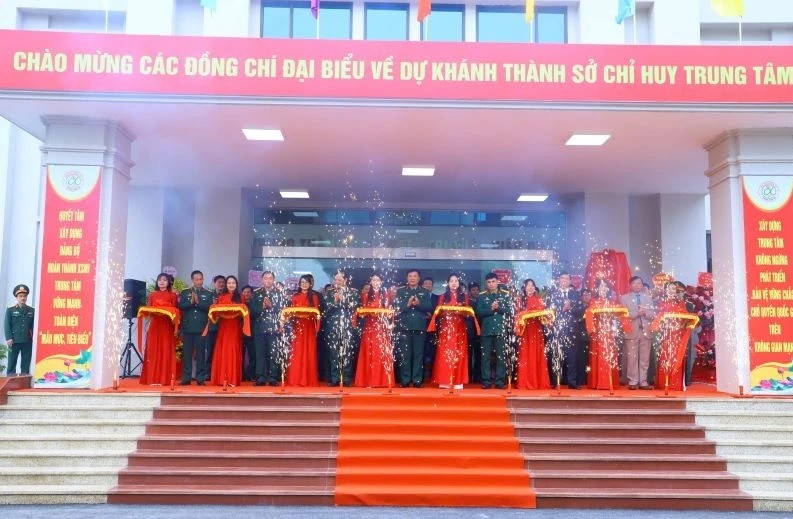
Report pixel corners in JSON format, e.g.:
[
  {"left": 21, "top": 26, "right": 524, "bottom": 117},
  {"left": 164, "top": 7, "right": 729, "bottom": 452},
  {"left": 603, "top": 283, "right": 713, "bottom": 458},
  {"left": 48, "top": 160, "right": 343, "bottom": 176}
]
[{"left": 334, "top": 392, "right": 536, "bottom": 507}]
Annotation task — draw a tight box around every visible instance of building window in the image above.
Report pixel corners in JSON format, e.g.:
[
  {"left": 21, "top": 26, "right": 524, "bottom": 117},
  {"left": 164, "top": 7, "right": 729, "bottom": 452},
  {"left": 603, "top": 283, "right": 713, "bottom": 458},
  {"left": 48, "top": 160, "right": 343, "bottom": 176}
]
[
  {"left": 262, "top": 1, "right": 352, "bottom": 39},
  {"left": 421, "top": 4, "right": 464, "bottom": 41},
  {"left": 365, "top": 3, "right": 409, "bottom": 41},
  {"left": 19, "top": 9, "right": 126, "bottom": 33},
  {"left": 476, "top": 6, "right": 566, "bottom": 43}
]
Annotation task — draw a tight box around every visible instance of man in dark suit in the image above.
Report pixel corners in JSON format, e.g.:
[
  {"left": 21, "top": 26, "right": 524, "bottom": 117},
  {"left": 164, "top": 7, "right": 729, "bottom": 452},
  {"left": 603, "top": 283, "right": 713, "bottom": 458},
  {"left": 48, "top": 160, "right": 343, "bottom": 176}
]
[
  {"left": 421, "top": 276, "right": 439, "bottom": 383},
  {"left": 476, "top": 273, "right": 513, "bottom": 389},
  {"left": 249, "top": 270, "right": 287, "bottom": 386},
  {"left": 322, "top": 270, "right": 360, "bottom": 387},
  {"left": 394, "top": 270, "right": 433, "bottom": 387},
  {"left": 178, "top": 270, "right": 213, "bottom": 385},
  {"left": 546, "top": 272, "right": 583, "bottom": 389}
]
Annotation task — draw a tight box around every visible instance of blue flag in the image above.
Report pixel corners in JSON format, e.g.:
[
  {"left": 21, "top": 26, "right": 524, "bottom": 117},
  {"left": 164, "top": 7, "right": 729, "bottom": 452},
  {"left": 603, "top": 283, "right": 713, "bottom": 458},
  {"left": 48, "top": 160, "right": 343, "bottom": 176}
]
[
  {"left": 615, "top": 0, "right": 635, "bottom": 24},
  {"left": 201, "top": 0, "right": 218, "bottom": 12}
]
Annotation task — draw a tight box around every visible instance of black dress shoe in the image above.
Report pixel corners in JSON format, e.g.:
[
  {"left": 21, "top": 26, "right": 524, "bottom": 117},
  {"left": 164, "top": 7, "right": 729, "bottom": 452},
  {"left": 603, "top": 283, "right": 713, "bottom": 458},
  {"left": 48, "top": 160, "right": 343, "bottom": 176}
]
[
  {"left": 481, "top": 384, "right": 492, "bottom": 389},
  {"left": 255, "top": 380, "right": 266, "bottom": 387},
  {"left": 568, "top": 384, "right": 581, "bottom": 390},
  {"left": 179, "top": 381, "right": 191, "bottom": 386},
  {"left": 328, "top": 382, "right": 338, "bottom": 387},
  {"left": 494, "top": 384, "right": 506, "bottom": 390},
  {"left": 197, "top": 381, "right": 205, "bottom": 386},
  {"left": 399, "top": 383, "right": 409, "bottom": 388},
  {"left": 413, "top": 382, "right": 423, "bottom": 388}
]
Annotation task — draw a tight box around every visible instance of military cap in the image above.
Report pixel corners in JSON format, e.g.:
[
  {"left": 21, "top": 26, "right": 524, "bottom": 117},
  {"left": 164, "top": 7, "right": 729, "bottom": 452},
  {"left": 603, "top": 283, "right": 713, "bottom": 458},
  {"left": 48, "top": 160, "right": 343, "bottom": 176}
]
[{"left": 13, "top": 284, "right": 30, "bottom": 296}]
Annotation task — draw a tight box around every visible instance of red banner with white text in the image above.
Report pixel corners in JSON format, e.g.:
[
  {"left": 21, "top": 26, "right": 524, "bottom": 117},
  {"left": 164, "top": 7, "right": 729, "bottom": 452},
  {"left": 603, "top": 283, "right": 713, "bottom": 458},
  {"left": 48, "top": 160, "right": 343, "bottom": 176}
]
[
  {"left": 1, "top": 30, "right": 793, "bottom": 103},
  {"left": 743, "top": 176, "right": 793, "bottom": 394},
  {"left": 34, "top": 165, "right": 102, "bottom": 388}
]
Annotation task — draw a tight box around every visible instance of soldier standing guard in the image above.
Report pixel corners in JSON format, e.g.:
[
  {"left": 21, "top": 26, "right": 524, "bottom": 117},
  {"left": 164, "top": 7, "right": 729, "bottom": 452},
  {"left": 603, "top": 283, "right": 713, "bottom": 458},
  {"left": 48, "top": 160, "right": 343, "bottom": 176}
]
[
  {"left": 394, "top": 269, "right": 433, "bottom": 388},
  {"left": 4, "top": 284, "right": 35, "bottom": 376},
  {"left": 249, "top": 271, "right": 287, "bottom": 386},
  {"left": 475, "top": 273, "right": 513, "bottom": 389},
  {"left": 323, "top": 270, "right": 360, "bottom": 387},
  {"left": 178, "top": 270, "right": 213, "bottom": 385}
]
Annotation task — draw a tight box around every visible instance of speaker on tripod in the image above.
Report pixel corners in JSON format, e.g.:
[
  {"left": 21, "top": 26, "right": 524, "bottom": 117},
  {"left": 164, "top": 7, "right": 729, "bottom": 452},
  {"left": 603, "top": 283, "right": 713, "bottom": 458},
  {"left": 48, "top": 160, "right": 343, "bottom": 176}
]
[{"left": 120, "top": 279, "right": 147, "bottom": 378}]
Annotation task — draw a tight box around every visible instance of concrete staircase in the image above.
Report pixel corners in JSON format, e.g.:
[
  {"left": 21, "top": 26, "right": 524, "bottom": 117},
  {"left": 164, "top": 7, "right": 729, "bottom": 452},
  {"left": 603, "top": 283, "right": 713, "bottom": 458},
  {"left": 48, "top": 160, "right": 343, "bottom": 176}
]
[
  {"left": 108, "top": 393, "right": 340, "bottom": 505},
  {"left": 687, "top": 398, "right": 793, "bottom": 512},
  {"left": 508, "top": 397, "right": 753, "bottom": 510},
  {"left": 0, "top": 392, "right": 160, "bottom": 504}
]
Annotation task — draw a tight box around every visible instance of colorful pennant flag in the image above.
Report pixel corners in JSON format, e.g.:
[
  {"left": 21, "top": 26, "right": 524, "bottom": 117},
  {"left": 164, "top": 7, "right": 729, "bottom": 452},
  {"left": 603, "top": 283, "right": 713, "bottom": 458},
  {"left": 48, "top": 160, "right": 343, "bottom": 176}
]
[
  {"left": 417, "top": 0, "right": 431, "bottom": 22},
  {"left": 200, "top": 0, "right": 217, "bottom": 12},
  {"left": 311, "top": 0, "right": 320, "bottom": 19},
  {"left": 525, "top": 0, "right": 535, "bottom": 22},
  {"left": 711, "top": 0, "right": 744, "bottom": 17},
  {"left": 615, "top": 0, "right": 635, "bottom": 24}
]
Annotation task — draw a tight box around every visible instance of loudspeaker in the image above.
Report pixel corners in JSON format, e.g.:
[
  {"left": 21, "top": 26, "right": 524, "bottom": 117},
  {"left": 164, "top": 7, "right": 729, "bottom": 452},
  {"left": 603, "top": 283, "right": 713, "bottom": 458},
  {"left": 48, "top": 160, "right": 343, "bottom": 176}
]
[{"left": 123, "top": 279, "right": 147, "bottom": 320}]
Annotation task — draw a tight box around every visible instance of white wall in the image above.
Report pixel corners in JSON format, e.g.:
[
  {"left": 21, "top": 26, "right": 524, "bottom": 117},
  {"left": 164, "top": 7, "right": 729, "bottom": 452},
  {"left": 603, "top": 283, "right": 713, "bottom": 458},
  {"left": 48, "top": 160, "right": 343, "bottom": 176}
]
[
  {"left": 127, "top": 0, "right": 175, "bottom": 34},
  {"left": 652, "top": 0, "right": 701, "bottom": 44},
  {"left": 584, "top": 192, "right": 630, "bottom": 254},
  {"left": 578, "top": 0, "right": 625, "bottom": 44},
  {"left": 192, "top": 187, "right": 243, "bottom": 280},
  {"left": 162, "top": 188, "right": 196, "bottom": 282},
  {"left": 125, "top": 186, "right": 165, "bottom": 282},
  {"left": 628, "top": 194, "right": 661, "bottom": 282},
  {"left": 660, "top": 193, "right": 707, "bottom": 285},
  {"left": 0, "top": 123, "right": 43, "bottom": 321}
]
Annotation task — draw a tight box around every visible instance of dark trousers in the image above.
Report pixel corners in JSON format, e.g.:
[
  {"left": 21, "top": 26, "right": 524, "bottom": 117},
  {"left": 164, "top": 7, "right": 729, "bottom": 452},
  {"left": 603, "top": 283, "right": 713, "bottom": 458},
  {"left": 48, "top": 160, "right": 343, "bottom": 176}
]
[
  {"left": 480, "top": 335, "right": 506, "bottom": 386},
  {"left": 181, "top": 332, "right": 207, "bottom": 383},
  {"left": 205, "top": 330, "right": 217, "bottom": 373},
  {"left": 423, "top": 332, "right": 437, "bottom": 381},
  {"left": 243, "top": 336, "right": 255, "bottom": 381},
  {"left": 254, "top": 332, "right": 279, "bottom": 384},
  {"left": 468, "top": 336, "right": 482, "bottom": 383},
  {"left": 327, "top": 338, "right": 355, "bottom": 386},
  {"left": 577, "top": 339, "right": 590, "bottom": 385},
  {"left": 548, "top": 338, "right": 582, "bottom": 387},
  {"left": 6, "top": 342, "right": 32, "bottom": 375},
  {"left": 399, "top": 330, "right": 426, "bottom": 385}
]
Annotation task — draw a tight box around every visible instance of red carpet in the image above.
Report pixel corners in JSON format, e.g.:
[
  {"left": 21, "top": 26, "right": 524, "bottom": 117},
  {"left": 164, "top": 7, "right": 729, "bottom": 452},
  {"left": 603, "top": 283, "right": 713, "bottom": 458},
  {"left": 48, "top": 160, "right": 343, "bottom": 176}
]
[{"left": 334, "top": 392, "right": 536, "bottom": 508}]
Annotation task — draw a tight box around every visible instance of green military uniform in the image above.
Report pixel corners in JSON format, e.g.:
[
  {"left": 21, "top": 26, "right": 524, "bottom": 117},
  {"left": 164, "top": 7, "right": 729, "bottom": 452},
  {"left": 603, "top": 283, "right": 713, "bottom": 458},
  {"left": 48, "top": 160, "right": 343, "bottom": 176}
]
[
  {"left": 177, "top": 286, "right": 213, "bottom": 384},
  {"left": 394, "top": 285, "right": 433, "bottom": 386},
  {"left": 249, "top": 287, "right": 287, "bottom": 385},
  {"left": 5, "top": 284, "right": 35, "bottom": 375},
  {"left": 475, "top": 289, "right": 513, "bottom": 388},
  {"left": 322, "top": 287, "right": 360, "bottom": 386}
]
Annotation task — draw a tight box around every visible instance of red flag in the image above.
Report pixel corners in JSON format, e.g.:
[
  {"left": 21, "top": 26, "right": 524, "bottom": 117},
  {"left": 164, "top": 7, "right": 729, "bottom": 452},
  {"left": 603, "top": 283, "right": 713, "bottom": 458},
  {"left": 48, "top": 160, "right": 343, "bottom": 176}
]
[{"left": 417, "top": 0, "right": 431, "bottom": 22}]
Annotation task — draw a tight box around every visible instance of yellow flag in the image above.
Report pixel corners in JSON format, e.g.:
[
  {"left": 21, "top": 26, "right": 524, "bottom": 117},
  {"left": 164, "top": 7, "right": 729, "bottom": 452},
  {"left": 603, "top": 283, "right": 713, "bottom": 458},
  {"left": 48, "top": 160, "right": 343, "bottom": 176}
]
[
  {"left": 525, "top": 0, "right": 535, "bottom": 22},
  {"left": 711, "top": 0, "right": 744, "bottom": 17}
]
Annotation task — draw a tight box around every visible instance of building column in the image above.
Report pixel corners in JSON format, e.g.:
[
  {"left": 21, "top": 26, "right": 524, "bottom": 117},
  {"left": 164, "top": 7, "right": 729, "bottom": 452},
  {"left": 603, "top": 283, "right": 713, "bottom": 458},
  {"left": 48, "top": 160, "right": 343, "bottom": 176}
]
[
  {"left": 126, "top": 0, "right": 176, "bottom": 34},
  {"left": 40, "top": 117, "right": 134, "bottom": 389},
  {"left": 705, "top": 128, "right": 793, "bottom": 394},
  {"left": 203, "top": 0, "right": 250, "bottom": 37},
  {"left": 651, "top": 0, "right": 700, "bottom": 44},
  {"left": 577, "top": 0, "right": 626, "bottom": 44}
]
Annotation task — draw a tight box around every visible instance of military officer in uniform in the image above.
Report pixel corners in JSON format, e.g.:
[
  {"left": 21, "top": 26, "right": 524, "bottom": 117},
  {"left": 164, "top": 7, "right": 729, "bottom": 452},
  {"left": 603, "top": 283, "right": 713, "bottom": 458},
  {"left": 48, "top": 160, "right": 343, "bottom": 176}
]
[
  {"left": 475, "top": 273, "right": 513, "bottom": 389},
  {"left": 178, "top": 270, "right": 213, "bottom": 385},
  {"left": 5, "top": 284, "right": 35, "bottom": 376},
  {"left": 249, "top": 270, "right": 287, "bottom": 386},
  {"left": 323, "top": 270, "right": 360, "bottom": 387},
  {"left": 394, "top": 269, "right": 433, "bottom": 387}
]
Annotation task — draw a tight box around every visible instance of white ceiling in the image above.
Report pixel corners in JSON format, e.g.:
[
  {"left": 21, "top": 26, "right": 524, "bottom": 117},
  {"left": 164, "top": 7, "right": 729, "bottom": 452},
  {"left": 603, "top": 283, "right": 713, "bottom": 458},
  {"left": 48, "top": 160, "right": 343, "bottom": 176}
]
[{"left": 2, "top": 95, "right": 793, "bottom": 206}]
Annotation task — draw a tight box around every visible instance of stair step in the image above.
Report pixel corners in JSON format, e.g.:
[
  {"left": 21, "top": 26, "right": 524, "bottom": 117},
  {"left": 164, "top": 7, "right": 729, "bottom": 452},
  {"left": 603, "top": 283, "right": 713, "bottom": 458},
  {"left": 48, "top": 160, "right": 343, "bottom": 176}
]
[
  {"left": 518, "top": 437, "right": 714, "bottom": 455},
  {"left": 118, "top": 467, "right": 333, "bottom": 486},
  {"left": 108, "top": 485, "right": 334, "bottom": 505},
  {"left": 529, "top": 469, "right": 739, "bottom": 490},
  {"left": 0, "top": 451, "right": 130, "bottom": 467},
  {"left": 0, "top": 485, "right": 110, "bottom": 504}
]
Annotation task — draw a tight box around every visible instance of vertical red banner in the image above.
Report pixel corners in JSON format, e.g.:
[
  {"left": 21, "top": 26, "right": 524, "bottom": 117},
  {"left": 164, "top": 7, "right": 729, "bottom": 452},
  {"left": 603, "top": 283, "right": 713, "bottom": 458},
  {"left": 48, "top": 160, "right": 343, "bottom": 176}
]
[
  {"left": 743, "top": 176, "right": 793, "bottom": 394},
  {"left": 34, "top": 165, "right": 102, "bottom": 388}
]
